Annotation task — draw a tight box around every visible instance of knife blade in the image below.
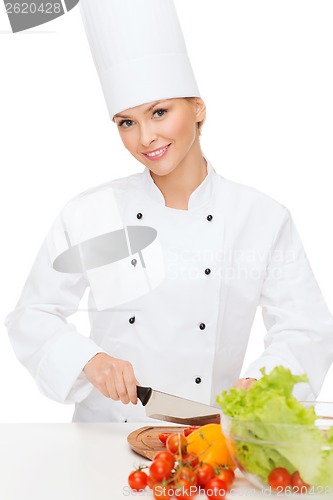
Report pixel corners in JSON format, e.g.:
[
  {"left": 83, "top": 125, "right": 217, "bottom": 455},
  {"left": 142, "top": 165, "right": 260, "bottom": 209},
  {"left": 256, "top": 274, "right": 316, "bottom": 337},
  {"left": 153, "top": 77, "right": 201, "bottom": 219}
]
[{"left": 137, "top": 386, "right": 221, "bottom": 426}]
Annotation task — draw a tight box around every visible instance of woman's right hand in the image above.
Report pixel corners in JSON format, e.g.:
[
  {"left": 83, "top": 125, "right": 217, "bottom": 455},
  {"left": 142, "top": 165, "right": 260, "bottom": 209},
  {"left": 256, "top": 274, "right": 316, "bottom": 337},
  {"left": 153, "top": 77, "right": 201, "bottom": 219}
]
[{"left": 83, "top": 352, "right": 139, "bottom": 404}]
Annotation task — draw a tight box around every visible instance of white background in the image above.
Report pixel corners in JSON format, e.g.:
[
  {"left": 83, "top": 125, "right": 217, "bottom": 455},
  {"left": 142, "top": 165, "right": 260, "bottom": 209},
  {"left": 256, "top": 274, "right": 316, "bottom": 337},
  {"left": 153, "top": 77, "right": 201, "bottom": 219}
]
[{"left": 0, "top": 1, "right": 332, "bottom": 422}]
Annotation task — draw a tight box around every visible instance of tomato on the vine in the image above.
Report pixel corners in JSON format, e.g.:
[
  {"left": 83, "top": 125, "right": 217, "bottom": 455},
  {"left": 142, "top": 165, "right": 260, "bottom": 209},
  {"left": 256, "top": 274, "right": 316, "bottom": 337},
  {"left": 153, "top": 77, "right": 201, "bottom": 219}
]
[
  {"left": 215, "top": 467, "right": 235, "bottom": 489},
  {"left": 179, "top": 451, "right": 199, "bottom": 468},
  {"left": 291, "top": 471, "right": 309, "bottom": 493},
  {"left": 158, "top": 432, "right": 172, "bottom": 444},
  {"left": 174, "top": 479, "right": 197, "bottom": 499},
  {"left": 195, "top": 462, "right": 215, "bottom": 487},
  {"left": 205, "top": 477, "right": 227, "bottom": 498},
  {"left": 205, "top": 477, "right": 227, "bottom": 499},
  {"left": 166, "top": 433, "right": 187, "bottom": 455},
  {"left": 178, "top": 466, "right": 197, "bottom": 485},
  {"left": 268, "top": 467, "right": 291, "bottom": 490},
  {"left": 147, "top": 474, "right": 155, "bottom": 489},
  {"left": 128, "top": 470, "right": 148, "bottom": 491},
  {"left": 150, "top": 459, "right": 173, "bottom": 482},
  {"left": 152, "top": 483, "right": 174, "bottom": 499},
  {"left": 153, "top": 450, "right": 175, "bottom": 468}
]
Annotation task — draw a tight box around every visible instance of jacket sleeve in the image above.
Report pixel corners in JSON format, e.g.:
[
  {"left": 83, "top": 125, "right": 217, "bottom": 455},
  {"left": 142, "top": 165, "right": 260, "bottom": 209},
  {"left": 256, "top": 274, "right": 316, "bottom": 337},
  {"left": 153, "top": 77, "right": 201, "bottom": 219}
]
[
  {"left": 243, "top": 208, "right": 333, "bottom": 399},
  {"left": 5, "top": 237, "right": 104, "bottom": 404}
]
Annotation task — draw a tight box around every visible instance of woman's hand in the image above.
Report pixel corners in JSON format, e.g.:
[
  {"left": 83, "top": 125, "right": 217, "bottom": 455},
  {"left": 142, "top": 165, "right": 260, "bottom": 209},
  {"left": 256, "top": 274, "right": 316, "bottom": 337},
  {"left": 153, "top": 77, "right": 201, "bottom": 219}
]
[
  {"left": 83, "top": 353, "right": 139, "bottom": 404},
  {"left": 232, "top": 377, "right": 257, "bottom": 390}
]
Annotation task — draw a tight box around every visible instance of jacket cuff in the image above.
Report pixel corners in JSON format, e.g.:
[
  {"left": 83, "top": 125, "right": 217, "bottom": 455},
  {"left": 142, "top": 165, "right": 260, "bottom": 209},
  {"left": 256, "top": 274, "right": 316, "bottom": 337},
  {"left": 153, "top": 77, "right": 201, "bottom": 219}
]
[{"left": 35, "top": 330, "right": 106, "bottom": 404}]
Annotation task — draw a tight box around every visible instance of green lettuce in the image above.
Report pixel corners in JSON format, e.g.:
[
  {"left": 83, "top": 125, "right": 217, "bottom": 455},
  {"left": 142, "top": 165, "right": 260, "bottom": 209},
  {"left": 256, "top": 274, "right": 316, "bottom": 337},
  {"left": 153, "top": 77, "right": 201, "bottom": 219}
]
[{"left": 216, "top": 366, "right": 333, "bottom": 487}]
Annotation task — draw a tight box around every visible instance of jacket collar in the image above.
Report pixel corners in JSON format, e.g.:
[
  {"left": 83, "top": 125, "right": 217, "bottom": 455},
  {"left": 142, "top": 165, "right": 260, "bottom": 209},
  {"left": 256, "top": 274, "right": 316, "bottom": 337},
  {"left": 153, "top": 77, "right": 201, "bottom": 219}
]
[{"left": 142, "top": 158, "right": 217, "bottom": 211}]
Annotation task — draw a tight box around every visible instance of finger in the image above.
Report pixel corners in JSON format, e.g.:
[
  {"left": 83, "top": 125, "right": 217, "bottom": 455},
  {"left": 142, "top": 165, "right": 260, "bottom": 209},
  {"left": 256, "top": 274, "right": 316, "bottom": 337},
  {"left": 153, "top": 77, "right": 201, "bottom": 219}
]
[
  {"left": 244, "top": 378, "right": 256, "bottom": 390},
  {"left": 105, "top": 374, "right": 120, "bottom": 401},
  {"left": 232, "top": 379, "right": 244, "bottom": 389},
  {"left": 98, "top": 380, "right": 116, "bottom": 399},
  {"left": 113, "top": 368, "right": 131, "bottom": 405},
  {"left": 233, "top": 378, "right": 256, "bottom": 390},
  {"left": 123, "top": 366, "right": 139, "bottom": 405}
]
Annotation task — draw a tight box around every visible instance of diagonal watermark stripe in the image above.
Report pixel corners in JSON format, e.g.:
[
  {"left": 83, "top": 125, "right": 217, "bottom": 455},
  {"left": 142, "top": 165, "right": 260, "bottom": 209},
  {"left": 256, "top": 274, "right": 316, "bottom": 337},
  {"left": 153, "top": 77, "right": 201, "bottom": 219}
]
[{"left": 3, "top": 0, "right": 80, "bottom": 33}]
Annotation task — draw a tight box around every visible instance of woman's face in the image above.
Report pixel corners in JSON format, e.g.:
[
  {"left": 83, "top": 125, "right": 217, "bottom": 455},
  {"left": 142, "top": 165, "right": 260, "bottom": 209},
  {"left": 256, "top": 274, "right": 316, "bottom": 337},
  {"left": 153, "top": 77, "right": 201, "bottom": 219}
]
[{"left": 113, "top": 98, "right": 206, "bottom": 177}]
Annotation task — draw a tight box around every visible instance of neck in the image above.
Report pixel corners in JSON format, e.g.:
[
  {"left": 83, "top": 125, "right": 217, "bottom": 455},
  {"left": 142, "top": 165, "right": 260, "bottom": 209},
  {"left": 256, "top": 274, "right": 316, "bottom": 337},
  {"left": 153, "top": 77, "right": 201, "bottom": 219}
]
[{"left": 150, "top": 142, "right": 207, "bottom": 210}]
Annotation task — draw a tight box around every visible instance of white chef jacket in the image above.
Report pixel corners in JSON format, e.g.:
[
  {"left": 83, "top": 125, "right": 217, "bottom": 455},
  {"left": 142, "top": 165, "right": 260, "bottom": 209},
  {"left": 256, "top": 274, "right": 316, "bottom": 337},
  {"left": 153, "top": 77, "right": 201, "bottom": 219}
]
[{"left": 5, "top": 161, "right": 333, "bottom": 422}]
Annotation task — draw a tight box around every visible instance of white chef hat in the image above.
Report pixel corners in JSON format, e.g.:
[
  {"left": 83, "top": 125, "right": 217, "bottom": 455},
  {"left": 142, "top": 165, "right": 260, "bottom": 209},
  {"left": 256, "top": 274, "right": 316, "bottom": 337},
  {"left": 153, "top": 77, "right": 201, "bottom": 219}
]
[{"left": 79, "top": 0, "right": 200, "bottom": 119}]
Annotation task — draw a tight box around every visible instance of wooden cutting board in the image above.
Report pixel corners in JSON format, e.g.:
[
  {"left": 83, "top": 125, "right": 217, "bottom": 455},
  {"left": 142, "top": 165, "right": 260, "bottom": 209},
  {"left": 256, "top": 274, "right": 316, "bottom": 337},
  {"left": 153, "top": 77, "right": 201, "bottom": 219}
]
[{"left": 127, "top": 426, "right": 189, "bottom": 460}]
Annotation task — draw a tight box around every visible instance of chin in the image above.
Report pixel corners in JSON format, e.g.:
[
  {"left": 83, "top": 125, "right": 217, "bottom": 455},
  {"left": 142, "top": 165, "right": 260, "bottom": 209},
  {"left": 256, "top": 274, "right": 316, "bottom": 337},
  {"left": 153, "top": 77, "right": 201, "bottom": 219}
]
[{"left": 149, "top": 165, "right": 176, "bottom": 177}]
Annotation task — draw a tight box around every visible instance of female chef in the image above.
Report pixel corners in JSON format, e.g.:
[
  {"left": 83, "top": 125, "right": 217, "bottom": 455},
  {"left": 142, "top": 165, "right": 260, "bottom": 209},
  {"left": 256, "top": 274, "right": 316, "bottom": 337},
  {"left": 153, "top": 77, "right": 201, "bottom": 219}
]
[{"left": 5, "top": 0, "right": 333, "bottom": 422}]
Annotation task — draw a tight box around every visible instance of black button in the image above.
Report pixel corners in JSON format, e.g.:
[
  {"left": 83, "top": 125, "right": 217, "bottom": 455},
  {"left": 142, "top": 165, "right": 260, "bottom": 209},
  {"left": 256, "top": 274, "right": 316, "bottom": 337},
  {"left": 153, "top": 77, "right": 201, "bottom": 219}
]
[
  {"left": 195, "top": 377, "right": 202, "bottom": 384},
  {"left": 136, "top": 213, "right": 143, "bottom": 220},
  {"left": 129, "top": 316, "right": 135, "bottom": 324},
  {"left": 199, "top": 323, "right": 206, "bottom": 330},
  {"left": 131, "top": 259, "right": 137, "bottom": 267},
  {"left": 207, "top": 215, "right": 213, "bottom": 221},
  {"left": 205, "top": 268, "right": 211, "bottom": 275}
]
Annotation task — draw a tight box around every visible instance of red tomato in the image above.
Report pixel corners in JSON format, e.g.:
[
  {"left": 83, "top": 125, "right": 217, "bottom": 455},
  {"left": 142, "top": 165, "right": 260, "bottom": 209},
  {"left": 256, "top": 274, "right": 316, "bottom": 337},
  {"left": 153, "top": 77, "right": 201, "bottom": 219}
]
[
  {"left": 215, "top": 467, "right": 235, "bottom": 489},
  {"left": 128, "top": 470, "right": 148, "bottom": 491},
  {"left": 153, "top": 450, "right": 175, "bottom": 468},
  {"left": 291, "top": 471, "right": 310, "bottom": 493},
  {"left": 158, "top": 432, "right": 172, "bottom": 444},
  {"left": 181, "top": 452, "right": 199, "bottom": 468},
  {"left": 166, "top": 433, "right": 187, "bottom": 455},
  {"left": 152, "top": 483, "right": 174, "bottom": 499},
  {"left": 205, "top": 477, "right": 227, "bottom": 498},
  {"left": 147, "top": 474, "right": 155, "bottom": 489},
  {"left": 195, "top": 462, "right": 215, "bottom": 488},
  {"left": 178, "top": 466, "right": 197, "bottom": 485},
  {"left": 174, "top": 479, "right": 197, "bottom": 499},
  {"left": 149, "top": 459, "right": 173, "bottom": 482},
  {"left": 184, "top": 426, "right": 201, "bottom": 437},
  {"left": 268, "top": 467, "right": 291, "bottom": 490}
]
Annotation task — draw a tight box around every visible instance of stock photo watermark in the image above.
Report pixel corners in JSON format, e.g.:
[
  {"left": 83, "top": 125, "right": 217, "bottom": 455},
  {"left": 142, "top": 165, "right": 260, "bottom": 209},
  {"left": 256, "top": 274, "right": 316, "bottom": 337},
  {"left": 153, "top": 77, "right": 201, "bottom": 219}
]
[
  {"left": 3, "top": 0, "right": 79, "bottom": 32},
  {"left": 122, "top": 484, "right": 333, "bottom": 497}
]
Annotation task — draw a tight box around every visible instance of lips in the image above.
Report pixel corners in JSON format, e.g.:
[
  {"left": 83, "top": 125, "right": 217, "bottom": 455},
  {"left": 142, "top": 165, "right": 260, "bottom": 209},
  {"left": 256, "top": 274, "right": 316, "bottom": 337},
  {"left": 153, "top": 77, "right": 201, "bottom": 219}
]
[{"left": 142, "top": 144, "right": 171, "bottom": 160}]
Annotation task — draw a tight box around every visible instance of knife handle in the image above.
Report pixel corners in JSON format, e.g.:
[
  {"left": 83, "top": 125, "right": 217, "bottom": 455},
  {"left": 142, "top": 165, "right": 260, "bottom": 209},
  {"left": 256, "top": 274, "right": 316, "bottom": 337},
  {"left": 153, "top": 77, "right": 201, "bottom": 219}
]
[{"left": 137, "top": 386, "right": 152, "bottom": 406}]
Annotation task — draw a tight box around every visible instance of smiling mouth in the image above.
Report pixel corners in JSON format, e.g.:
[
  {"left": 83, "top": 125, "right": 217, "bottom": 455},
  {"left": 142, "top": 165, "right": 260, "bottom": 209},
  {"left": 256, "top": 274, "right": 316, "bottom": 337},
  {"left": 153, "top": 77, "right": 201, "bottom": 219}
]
[{"left": 142, "top": 144, "right": 171, "bottom": 158}]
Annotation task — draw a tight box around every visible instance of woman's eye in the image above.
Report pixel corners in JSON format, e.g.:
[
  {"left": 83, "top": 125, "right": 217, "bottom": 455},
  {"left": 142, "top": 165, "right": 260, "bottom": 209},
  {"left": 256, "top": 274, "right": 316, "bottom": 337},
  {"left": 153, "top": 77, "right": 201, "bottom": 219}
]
[
  {"left": 153, "top": 109, "right": 167, "bottom": 118},
  {"left": 118, "top": 120, "right": 134, "bottom": 128}
]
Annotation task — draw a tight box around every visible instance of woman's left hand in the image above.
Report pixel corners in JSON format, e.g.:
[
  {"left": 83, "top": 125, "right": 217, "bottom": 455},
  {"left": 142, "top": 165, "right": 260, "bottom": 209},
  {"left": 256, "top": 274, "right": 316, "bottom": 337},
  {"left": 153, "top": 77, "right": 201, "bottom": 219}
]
[{"left": 232, "top": 378, "right": 257, "bottom": 390}]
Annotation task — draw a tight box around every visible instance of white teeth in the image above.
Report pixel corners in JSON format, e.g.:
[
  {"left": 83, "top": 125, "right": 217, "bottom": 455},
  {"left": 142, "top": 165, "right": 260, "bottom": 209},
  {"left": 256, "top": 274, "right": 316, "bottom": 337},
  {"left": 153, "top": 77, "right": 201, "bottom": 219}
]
[{"left": 146, "top": 146, "right": 167, "bottom": 157}]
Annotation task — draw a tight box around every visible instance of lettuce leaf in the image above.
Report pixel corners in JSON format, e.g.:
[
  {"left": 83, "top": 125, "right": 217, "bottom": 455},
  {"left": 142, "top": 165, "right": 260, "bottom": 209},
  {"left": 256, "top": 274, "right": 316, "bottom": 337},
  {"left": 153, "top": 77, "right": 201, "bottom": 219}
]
[{"left": 216, "top": 366, "right": 333, "bottom": 487}]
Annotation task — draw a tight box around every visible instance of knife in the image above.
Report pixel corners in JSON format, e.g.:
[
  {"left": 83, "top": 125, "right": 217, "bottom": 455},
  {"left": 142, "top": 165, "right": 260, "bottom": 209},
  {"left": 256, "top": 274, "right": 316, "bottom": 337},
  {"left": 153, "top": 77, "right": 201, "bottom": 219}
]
[{"left": 137, "top": 386, "right": 221, "bottom": 426}]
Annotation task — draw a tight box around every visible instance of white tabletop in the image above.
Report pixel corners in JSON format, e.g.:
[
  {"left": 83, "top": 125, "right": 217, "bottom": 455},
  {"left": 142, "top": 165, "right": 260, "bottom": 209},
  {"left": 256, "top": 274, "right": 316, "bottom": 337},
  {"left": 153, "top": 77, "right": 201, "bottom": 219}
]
[{"left": 0, "top": 423, "right": 327, "bottom": 500}]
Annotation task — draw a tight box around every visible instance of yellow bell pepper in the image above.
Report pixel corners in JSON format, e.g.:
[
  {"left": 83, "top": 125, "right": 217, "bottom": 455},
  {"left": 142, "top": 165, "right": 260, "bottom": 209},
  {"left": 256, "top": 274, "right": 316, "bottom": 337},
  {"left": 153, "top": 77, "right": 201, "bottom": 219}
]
[{"left": 186, "top": 424, "right": 236, "bottom": 469}]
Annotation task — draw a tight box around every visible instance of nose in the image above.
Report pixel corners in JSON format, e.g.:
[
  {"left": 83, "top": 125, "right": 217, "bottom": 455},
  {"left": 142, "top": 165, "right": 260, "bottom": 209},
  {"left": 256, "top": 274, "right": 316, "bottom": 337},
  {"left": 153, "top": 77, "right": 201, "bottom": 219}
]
[{"left": 139, "top": 121, "right": 157, "bottom": 147}]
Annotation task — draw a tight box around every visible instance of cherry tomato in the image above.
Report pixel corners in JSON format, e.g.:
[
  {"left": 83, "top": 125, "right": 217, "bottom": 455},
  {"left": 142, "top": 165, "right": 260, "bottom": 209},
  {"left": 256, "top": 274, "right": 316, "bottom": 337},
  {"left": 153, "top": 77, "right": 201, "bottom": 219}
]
[
  {"left": 152, "top": 483, "right": 174, "bottom": 499},
  {"left": 205, "top": 477, "right": 227, "bottom": 498},
  {"left": 178, "top": 466, "right": 197, "bottom": 485},
  {"left": 181, "top": 452, "right": 199, "bottom": 468},
  {"left": 158, "top": 432, "right": 172, "bottom": 444},
  {"left": 184, "top": 426, "right": 201, "bottom": 437},
  {"left": 268, "top": 467, "right": 291, "bottom": 490},
  {"left": 149, "top": 459, "right": 173, "bottom": 483},
  {"left": 291, "top": 471, "right": 309, "bottom": 493},
  {"left": 174, "top": 479, "right": 197, "bottom": 499},
  {"left": 215, "top": 467, "right": 235, "bottom": 489},
  {"left": 195, "top": 462, "right": 215, "bottom": 488},
  {"left": 166, "top": 433, "right": 187, "bottom": 455},
  {"left": 153, "top": 450, "right": 175, "bottom": 468},
  {"left": 147, "top": 474, "right": 155, "bottom": 489},
  {"left": 128, "top": 470, "right": 148, "bottom": 491}
]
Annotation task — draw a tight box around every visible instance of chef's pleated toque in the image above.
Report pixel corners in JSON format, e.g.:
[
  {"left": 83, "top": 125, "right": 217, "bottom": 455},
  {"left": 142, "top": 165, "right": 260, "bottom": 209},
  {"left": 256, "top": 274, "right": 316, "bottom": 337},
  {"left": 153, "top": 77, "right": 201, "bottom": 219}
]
[{"left": 79, "top": 0, "right": 200, "bottom": 118}]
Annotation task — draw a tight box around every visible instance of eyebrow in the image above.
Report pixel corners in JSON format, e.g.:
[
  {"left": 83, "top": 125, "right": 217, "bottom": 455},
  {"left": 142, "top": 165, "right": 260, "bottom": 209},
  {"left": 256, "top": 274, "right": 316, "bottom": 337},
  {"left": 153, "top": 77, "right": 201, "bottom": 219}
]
[{"left": 114, "top": 100, "right": 168, "bottom": 120}]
